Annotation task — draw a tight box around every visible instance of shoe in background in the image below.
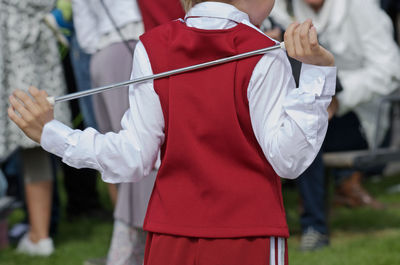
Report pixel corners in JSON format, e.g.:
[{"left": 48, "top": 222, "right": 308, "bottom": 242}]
[
  {"left": 300, "top": 227, "right": 329, "bottom": 252},
  {"left": 16, "top": 233, "right": 54, "bottom": 256},
  {"left": 333, "top": 171, "right": 384, "bottom": 209}
]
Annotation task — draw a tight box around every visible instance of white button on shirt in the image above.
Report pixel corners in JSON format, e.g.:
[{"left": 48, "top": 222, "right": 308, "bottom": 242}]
[{"left": 41, "top": 2, "right": 336, "bottom": 183}]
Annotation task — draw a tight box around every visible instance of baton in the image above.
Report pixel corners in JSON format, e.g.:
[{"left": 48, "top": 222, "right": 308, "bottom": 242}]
[{"left": 47, "top": 42, "right": 285, "bottom": 105}]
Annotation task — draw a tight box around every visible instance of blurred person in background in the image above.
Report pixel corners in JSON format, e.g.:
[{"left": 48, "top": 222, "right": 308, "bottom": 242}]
[
  {"left": 45, "top": 0, "right": 108, "bottom": 221},
  {"left": 73, "top": 1, "right": 185, "bottom": 264},
  {"left": 72, "top": 1, "right": 178, "bottom": 264},
  {"left": 266, "top": 0, "right": 400, "bottom": 251},
  {"left": 0, "top": 0, "right": 71, "bottom": 256},
  {"left": 72, "top": 0, "right": 144, "bottom": 210},
  {"left": 72, "top": 1, "right": 146, "bottom": 263}
]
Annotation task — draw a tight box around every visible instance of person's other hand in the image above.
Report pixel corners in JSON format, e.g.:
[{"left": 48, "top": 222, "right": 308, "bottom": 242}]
[
  {"left": 8, "top": 86, "right": 54, "bottom": 143},
  {"left": 284, "top": 19, "right": 335, "bottom": 67}
]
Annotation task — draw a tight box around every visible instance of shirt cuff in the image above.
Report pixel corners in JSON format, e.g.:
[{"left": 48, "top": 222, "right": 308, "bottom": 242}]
[
  {"left": 300, "top": 64, "right": 336, "bottom": 97},
  {"left": 41, "top": 120, "right": 74, "bottom": 158}
]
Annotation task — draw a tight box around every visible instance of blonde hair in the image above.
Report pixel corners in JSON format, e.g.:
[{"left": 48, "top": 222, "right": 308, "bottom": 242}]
[
  {"left": 180, "top": 0, "right": 201, "bottom": 11},
  {"left": 181, "top": 0, "right": 233, "bottom": 12}
]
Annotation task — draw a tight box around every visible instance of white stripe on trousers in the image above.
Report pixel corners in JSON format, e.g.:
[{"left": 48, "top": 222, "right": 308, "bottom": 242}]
[
  {"left": 269, "top": 236, "right": 285, "bottom": 265},
  {"left": 270, "top": 237, "right": 275, "bottom": 265}
]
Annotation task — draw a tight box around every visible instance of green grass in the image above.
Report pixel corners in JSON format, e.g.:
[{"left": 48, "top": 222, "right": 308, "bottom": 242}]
[
  {"left": 0, "top": 218, "right": 112, "bottom": 265},
  {"left": 1, "top": 173, "right": 400, "bottom": 265},
  {"left": 285, "top": 173, "right": 400, "bottom": 265},
  {"left": 289, "top": 229, "right": 400, "bottom": 265}
]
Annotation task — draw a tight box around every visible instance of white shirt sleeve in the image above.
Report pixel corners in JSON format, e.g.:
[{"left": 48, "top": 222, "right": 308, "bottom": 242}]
[
  {"left": 41, "top": 42, "right": 165, "bottom": 183},
  {"left": 248, "top": 50, "right": 336, "bottom": 179}
]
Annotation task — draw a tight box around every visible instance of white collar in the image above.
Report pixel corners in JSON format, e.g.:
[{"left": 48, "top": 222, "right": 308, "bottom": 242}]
[{"left": 185, "top": 2, "right": 250, "bottom": 24}]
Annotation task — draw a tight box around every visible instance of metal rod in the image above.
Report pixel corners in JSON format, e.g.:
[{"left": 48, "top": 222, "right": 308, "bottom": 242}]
[{"left": 50, "top": 42, "right": 285, "bottom": 104}]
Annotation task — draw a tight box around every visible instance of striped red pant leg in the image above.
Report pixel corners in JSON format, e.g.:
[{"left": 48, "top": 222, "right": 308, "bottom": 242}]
[{"left": 144, "top": 233, "right": 288, "bottom": 265}]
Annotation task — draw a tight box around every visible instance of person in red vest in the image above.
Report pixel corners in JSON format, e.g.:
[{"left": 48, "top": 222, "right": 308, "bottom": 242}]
[{"left": 8, "top": 0, "right": 336, "bottom": 264}]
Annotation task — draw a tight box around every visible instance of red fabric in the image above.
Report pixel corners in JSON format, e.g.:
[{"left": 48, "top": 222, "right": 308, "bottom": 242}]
[
  {"left": 144, "top": 232, "right": 288, "bottom": 265},
  {"left": 137, "top": 0, "right": 185, "bottom": 31},
  {"left": 140, "top": 21, "right": 289, "bottom": 238}
]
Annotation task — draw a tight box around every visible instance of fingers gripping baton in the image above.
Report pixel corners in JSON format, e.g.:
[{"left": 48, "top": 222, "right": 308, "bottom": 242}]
[{"left": 47, "top": 42, "right": 285, "bottom": 105}]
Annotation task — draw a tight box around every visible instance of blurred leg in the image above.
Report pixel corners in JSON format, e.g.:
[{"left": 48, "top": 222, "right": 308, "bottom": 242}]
[
  {"left": 24, "top": 181, "right": 52, "bottom": 242},
  {"left": 107, "top": 184, "right": 118, "bottom": 207},
  {"left": 297, "top": 151, "right": 328, "bottom": 235},
  {"left": 21, "top": 148, "right": 53, "bottom": 243},
  {"left": 324, "top": 112, "right": 383, "bottom": 209},
  {"left": 297, "top": 151, "right": 329, "bottom": 251},
  {"left": 107, "top": 221, "right": 147, "bottom": 265},
  {"left": 16, "top": 148, "right": 54, "bottom": 256}
]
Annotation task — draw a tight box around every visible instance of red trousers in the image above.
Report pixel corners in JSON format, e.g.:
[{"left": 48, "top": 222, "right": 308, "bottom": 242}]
[{"left": 144, "top": 232, "right": 288, "bottom": 265}]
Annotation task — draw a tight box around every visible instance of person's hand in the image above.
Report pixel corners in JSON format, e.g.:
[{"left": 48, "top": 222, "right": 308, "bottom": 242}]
[
  {"left": 8, "top": 86, "right": 54, "bottom": 143},
  {"left": 284, "top": 19, "right": 335, "bottom": 67}
]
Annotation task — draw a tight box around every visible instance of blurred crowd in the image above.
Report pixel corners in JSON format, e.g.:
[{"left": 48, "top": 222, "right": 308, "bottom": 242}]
[
  {"left": 264, "top": 0, "right": 400, "bottom": 251},
  {"left": 0, "top": 0, "right": 399, "bottom": 264}
]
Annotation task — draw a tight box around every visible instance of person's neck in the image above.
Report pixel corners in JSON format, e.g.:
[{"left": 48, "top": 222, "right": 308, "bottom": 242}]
[{"left": 309, "top": 3, "right": 323, "bottom": 12}]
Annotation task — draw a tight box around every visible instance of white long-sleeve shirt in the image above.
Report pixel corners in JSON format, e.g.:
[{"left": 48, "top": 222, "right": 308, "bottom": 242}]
[
  {"left": 72, "top": 0, "right": 144, "bottom": 54},
  {"left": 41, "top": 2, "right": 336, "bottom": 183}
]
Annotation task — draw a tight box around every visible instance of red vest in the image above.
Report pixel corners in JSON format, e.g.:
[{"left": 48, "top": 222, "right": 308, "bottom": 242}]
[
  {"left": 140, "top": 21, "right": 289, "bottom": 238},
  {"left": 137, "top": 0, "right": 185, "bottom": 31}
]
